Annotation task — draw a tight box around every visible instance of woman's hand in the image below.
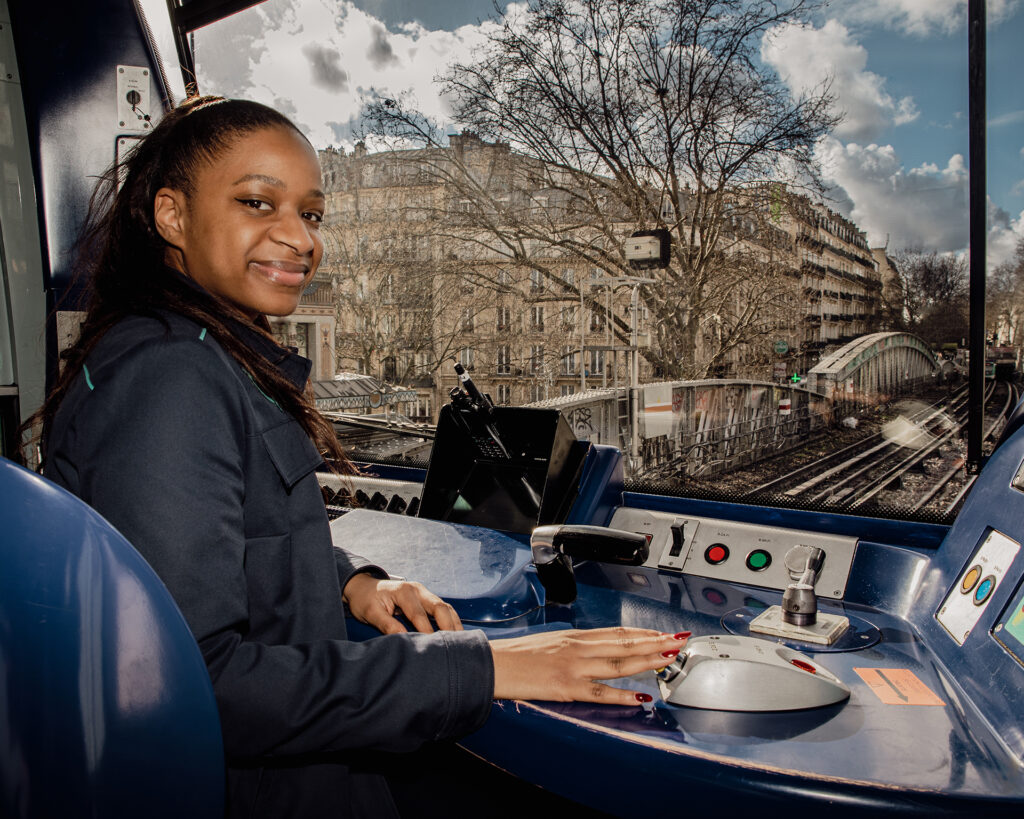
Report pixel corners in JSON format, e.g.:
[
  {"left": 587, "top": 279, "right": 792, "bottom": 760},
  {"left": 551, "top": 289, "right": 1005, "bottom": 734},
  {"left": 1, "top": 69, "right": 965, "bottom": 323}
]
[
  {"left": 490, "top": 627, "right": 689, "bottom": 705},
  {"left": 342, "top": 572, "right": 463, "bottom": 634}
]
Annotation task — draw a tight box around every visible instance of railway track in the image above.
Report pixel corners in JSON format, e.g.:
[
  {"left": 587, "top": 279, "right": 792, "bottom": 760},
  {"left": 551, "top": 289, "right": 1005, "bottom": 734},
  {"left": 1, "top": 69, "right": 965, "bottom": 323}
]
[{"left": 743, "top": 382, "right": 1018, "bottom": 517}]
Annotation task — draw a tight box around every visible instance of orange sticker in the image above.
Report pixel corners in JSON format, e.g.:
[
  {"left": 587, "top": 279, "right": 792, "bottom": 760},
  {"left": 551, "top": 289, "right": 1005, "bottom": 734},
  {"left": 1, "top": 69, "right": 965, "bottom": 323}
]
[{"left": 853, "top": 668, "right": 945, "bottom": 706}]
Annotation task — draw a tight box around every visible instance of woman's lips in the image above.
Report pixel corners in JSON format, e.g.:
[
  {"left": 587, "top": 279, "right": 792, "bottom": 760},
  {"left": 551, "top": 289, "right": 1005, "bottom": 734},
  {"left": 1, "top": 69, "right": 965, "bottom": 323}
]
[{"left": 250, "top": 260, "right": 309, "bottom": 287}]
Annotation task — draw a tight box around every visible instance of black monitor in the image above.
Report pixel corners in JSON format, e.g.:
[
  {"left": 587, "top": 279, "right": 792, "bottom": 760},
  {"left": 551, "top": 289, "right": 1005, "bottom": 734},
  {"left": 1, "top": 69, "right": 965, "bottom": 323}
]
[{"left": 418, "top": 404, "right": 587, "bottom": 535}]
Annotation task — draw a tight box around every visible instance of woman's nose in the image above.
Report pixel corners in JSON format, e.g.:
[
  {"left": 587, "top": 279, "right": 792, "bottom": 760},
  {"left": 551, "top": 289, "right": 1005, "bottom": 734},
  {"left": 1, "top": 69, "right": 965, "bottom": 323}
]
[{"left": 269, "top": 210, "right": 316, "bottom": 255}]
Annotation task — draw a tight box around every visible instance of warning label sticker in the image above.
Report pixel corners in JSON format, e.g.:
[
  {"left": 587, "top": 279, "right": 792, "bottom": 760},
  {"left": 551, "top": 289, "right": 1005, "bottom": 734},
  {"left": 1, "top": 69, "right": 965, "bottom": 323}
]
[{"left": 854, "top": 668, "right": 946, "bottom": 706}]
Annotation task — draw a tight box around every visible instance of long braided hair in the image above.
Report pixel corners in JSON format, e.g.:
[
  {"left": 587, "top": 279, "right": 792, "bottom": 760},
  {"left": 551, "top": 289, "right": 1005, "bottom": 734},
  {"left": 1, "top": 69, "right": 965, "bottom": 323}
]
[{"left": 27, "top": 95, "right": 352, "bottom": 473}]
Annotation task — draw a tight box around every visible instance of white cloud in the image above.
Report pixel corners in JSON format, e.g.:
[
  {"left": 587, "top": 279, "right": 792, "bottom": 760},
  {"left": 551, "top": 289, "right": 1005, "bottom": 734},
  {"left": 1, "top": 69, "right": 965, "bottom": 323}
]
[
  {"left": 834, "top": 0, "right": 1019, "bottom": 37},
  {"left": 193, "top": 0, "right": 498, "bottom": 148},
  {"left": 817, "top": 137, "right": 968, "bottom": 251},
  {"left": 762, "top": 21, "right": 918, "bottom": 142},
  {"left": 818, "top": 137, "right": 1022, "bottom": 269},
  {"left": 988, "top": 203, "right": 1024, "bottom": 268}
]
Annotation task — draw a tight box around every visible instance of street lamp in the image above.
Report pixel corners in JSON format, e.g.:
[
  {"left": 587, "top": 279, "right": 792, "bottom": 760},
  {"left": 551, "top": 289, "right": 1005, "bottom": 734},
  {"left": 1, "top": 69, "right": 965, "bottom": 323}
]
[{"left": 578, "top": 274, "right": 653, "bottom": 468}]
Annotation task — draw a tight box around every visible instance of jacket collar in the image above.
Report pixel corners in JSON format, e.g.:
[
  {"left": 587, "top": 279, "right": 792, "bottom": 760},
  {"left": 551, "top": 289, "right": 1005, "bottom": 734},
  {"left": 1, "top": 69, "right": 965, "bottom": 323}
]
[{"left": 168, "top": 267, "right": 313, "bottom": 391}]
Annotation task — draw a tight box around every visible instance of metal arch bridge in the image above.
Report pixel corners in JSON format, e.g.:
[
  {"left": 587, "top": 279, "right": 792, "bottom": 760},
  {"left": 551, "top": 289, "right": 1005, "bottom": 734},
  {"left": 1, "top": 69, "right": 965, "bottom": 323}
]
[
  {"left": 805, "top": 332, "right": 940, "bottom": 406},
  {"left": 530, "top": 333, "right": 941, "bottom": 478}
]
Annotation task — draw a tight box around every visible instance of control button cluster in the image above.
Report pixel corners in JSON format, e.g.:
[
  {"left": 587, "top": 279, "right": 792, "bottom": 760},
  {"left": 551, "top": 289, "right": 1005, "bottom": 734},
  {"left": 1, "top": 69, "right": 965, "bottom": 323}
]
[
  {"left": 957, "top": 564, "right": 999, "bottom": 606},
  {"left": 702, "top": 543, "right": 774, "bottom": 573}
]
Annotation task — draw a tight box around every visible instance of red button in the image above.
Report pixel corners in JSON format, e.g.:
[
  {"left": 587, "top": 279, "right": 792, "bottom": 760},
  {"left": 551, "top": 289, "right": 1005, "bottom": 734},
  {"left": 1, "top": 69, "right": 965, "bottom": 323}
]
[
  {"left": 705, "top": 544, "right": 729, "bottom": 564},
  {"left": 790, "top": 659, "right": 816, "bottom": 674}
]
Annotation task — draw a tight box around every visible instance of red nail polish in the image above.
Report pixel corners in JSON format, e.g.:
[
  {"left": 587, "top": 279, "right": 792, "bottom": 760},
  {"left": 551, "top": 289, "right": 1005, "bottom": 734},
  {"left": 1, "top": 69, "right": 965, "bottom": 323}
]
[
  {"left": 673, "top": 631, "right": 692, "bottom": 640},
  {"left": 635, "top": 692, "right": 653, "bottom": 703},
  {"left": 661, "top": 649, "right": 679, "bottom": 658}
]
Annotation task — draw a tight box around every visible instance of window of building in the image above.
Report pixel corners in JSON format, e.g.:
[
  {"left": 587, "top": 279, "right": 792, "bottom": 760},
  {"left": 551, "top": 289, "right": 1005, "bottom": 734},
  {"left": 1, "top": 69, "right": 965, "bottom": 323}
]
[
  {"left": 496, "top": 384, "right": 511, "bottom": 405},
  {"left": 588, "top": 349, "right": 604, "bottom": 375},
  {"left": 561, "top": 345, "right": 577, "bottom": 375},
  {"left": 460, "top": 347, "right": 475, "bottom": 370},
  {"left": 461, "top": 307, "right": 475, "bottom": 333},
  {"left": 531, "top": 305, "right": 545, "bottom": 331},
  {"left": 531, "top": 344, "right": 545, "bottom": 373},
  {"left": 496, "top": 305, "right": 511, "bottom": 331},
  {"left": 530, "top": 269, "right": 544, "bottom": 292},
  {"left": 496, "top": 345, "right": 511, "bottom": 375},
  {"left": 560, "top": 384, "right": 575, "bottom": 397},
  {"left": 530, "top": 383, "right": 547, "bottom": 403}
]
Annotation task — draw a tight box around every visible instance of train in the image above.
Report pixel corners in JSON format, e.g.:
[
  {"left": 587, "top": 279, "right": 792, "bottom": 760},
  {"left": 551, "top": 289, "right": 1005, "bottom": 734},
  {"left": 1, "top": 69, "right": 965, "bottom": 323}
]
[{"left": 3, "top": 1, "right": 1024, "bottom": 818}]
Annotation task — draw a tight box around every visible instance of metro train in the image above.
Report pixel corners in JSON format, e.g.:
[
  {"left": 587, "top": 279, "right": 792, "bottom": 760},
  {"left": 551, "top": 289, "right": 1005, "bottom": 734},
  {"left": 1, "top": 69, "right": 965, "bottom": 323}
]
[{"left": 2, "top": 1, "right": 1024, "bottom": 818}]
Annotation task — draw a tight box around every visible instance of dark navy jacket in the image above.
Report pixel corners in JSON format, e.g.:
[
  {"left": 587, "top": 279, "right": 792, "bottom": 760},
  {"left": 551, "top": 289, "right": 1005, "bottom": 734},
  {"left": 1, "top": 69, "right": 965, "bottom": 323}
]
[{"left": 45, "top": 310, "right": 494, "bottom": 817}]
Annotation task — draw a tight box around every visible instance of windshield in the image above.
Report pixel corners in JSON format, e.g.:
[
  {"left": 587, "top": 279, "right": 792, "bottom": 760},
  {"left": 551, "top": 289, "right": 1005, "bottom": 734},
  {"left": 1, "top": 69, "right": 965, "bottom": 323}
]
[{"left": 188, "top": 0, "right": 1024, "bottom": 525}]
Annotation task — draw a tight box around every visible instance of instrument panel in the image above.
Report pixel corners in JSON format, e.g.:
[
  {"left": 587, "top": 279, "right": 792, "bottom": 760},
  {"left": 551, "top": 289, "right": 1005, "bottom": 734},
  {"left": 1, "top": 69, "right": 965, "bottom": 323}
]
[{"left": 609, "top": 506, "right": 858, "bottom": 598}]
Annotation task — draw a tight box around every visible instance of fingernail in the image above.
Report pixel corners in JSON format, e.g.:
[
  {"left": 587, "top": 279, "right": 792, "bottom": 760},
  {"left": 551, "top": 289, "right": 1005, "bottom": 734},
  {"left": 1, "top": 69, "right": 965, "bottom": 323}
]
[
  {"left": 635, "top": 692, "right": 653, "bottom": 703},
  {"left": 661, "top": 649, "right": 679, "bottom": 658},
  {"left": 673, "top": 631, "right": 692, "bottom": 640}
]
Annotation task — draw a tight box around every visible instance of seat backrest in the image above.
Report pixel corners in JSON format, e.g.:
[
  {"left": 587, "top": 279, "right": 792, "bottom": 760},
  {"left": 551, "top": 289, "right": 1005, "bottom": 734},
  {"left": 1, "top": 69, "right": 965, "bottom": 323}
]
[{"left": 0, "top": 457, "right": 224, "bottom": 818}]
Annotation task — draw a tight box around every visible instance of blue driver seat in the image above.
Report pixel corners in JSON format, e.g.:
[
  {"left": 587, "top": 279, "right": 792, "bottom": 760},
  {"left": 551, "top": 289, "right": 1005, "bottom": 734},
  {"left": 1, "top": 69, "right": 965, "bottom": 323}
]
[{"left": 0, "top": 456, "right": 224, "bottom": 818}]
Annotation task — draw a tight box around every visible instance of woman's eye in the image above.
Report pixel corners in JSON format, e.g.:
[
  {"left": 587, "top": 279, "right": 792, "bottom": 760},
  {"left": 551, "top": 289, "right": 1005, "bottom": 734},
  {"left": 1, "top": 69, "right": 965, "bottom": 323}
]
[
  {"left": 304, "top": 211, "right": 324, "bottom": 225},
  {"left": 238, "top": 198, "right": 271, "bottom": 211}
]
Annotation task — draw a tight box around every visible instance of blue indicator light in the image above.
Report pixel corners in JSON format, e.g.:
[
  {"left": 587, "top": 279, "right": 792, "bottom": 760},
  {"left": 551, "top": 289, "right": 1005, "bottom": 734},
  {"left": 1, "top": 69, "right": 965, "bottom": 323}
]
[{"left": 973, "top": 576, "right": 995, "bottom": 606}]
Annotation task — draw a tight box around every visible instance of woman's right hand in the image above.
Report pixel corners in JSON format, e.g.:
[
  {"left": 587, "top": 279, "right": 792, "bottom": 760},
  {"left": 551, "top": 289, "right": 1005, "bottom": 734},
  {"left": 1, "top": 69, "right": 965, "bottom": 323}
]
[{"left": 489, "top": 627, "right": 689, "bottom": 705}]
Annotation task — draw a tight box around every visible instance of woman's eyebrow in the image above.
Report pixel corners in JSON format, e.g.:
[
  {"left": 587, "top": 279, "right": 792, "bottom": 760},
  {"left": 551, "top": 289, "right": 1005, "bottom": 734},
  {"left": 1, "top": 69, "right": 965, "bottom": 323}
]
[
  {"left": 232, "top": 173, "right": 285, "bottom": 187},
  {"left": 231, "top": 173, "right": 325, "bottom": 199}
]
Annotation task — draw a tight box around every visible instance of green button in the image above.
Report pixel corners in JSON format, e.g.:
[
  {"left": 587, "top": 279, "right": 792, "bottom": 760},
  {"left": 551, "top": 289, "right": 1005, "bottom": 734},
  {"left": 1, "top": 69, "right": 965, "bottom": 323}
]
[{"left": 746, "top": 550, "right": 771, "bottom": 571}]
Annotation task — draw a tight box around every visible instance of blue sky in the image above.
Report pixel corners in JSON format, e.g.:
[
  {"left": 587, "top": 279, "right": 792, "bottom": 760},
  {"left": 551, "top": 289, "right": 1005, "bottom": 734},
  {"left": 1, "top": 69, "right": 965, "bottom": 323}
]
[{"left": 184, "top": 0, "right": 1024, "bottom": 267}]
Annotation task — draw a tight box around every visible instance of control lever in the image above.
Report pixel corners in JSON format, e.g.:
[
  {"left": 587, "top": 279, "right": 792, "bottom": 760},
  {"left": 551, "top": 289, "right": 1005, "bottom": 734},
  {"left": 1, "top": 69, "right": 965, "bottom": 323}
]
[
  {"left": 531, "top": 525, "right": 650, "bottom": 605},
  {"left": 782, "top": 546, "right": 825, "bottom": 626},
  {"left": 449, "top": 361, "right": 542, "bottom": 513}
]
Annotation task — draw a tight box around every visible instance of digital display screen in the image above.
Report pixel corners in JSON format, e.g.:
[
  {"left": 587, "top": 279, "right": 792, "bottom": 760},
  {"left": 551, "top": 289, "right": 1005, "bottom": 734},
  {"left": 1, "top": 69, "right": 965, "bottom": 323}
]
[{"left": 994, "top": 578, "right": 1024, "bottom": 668}]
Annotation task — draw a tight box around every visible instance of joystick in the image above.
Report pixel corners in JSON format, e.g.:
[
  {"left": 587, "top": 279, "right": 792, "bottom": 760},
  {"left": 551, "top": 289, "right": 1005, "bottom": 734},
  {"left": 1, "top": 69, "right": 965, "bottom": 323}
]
[
  {"left": 749, "top": 545, "right": 849, "bottom": 645},
  {"left": 782, "top": 546, "right": 825, "bottom": 626}
]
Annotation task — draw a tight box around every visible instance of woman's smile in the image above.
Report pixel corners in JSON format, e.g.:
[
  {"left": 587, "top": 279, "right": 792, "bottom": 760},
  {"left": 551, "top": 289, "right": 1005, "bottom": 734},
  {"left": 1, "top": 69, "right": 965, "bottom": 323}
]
[{"left": 249, "top": 259, "right": 311, "bottom": 288}]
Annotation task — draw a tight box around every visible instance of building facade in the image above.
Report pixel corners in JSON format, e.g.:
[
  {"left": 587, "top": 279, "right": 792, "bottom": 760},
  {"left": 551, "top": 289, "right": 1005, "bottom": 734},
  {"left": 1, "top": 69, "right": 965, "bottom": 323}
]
[{"left": 317, "top": 136, "right": 883, "bottom": 421}]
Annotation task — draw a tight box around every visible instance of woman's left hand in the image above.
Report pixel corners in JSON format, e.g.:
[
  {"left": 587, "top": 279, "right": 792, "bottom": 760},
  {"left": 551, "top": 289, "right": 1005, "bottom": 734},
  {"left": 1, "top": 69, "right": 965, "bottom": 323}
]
[{"left": 342, "top": 573, "right": 463, "bottom": 634}]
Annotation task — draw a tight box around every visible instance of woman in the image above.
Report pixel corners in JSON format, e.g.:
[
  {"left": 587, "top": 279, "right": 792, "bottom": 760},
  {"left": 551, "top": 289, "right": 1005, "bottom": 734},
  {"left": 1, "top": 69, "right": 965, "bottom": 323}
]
[{"left": 33, "top": 96, "right": 686, "bottom": 817}]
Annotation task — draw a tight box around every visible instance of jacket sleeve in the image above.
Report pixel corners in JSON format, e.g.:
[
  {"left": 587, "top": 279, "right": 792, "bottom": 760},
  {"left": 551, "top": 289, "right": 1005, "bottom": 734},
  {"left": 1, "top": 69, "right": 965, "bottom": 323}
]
[{"left": 58, "top": 333, "right": 494, "bottom": 758}]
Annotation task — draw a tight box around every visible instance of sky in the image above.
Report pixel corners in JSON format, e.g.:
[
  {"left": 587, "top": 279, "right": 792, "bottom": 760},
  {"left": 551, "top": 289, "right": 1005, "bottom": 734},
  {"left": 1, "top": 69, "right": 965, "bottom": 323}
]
[{"left": 176, "top": 0, "right": 1024, "bottom": 269}]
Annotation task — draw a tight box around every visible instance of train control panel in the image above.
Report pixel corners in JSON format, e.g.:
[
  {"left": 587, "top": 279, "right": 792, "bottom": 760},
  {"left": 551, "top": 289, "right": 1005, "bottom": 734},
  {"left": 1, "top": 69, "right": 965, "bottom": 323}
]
[{"left": 328, "top": 390, "right": 1024, "bottom": 817}]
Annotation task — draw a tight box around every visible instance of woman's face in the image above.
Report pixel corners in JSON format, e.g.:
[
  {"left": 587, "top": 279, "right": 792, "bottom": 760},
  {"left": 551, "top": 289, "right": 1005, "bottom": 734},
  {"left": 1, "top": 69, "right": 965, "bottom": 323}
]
[{"left": 158, "top": 125, "right": 325, "bottom": 318}]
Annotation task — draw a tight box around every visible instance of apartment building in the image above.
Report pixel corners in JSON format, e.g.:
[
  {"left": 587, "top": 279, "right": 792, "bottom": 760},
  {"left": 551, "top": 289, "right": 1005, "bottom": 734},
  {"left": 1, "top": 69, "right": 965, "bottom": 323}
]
[{"left": 316, "top": 135, "right": 883, "bottom": 420}]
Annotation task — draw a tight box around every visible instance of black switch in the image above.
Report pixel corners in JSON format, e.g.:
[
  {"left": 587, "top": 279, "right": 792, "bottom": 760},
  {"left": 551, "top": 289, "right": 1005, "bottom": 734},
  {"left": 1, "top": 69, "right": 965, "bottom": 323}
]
[{"left": 669, "top": 523, "right": 686, "bottom": 557}]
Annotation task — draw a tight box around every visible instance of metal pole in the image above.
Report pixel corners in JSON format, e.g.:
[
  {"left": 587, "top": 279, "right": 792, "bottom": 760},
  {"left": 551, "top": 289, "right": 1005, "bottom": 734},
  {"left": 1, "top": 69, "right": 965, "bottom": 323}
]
[
  {"left": 966, "top": 0, "right": 986, "bottom": 474},
  {"left": 580, "top": 283, "right": 586, "bottom": 392},
  {"left": 630, "top": 284, "right": 640, "bottom": 467}
]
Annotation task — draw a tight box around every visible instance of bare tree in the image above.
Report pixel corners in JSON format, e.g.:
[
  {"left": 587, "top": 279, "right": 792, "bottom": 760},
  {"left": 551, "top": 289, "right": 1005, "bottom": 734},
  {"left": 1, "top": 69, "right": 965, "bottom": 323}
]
[
  {"left": 362, "top": 0, "right": 835, "bottom": 379},
  {"left": 988, "top": 239, "right": 1024, "bottom": 347},
  {"left": 321, "top": 175, "right": 467, "bottom": 386},
  {"left": 891, "top": 249, "right": 968, "bottom": 344}
]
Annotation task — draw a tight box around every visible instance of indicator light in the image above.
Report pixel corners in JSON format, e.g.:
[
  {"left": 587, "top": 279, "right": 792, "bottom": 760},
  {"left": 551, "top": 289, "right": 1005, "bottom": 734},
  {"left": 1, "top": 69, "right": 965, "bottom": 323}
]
[
  {"left": 746, "top": 549, "right": 772, "bottom": 571},
  {"left": 960, "top": 565, "right": 981, "bottom": 594},
  {"left": 705, "top": 544, "right": 729, "bottom": 564},
  {"left": 790, "top": 659, "right": 816, "bottom": 674},
  {"left": 973, "top": 575, "right": 996, "bottom": 606}
]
